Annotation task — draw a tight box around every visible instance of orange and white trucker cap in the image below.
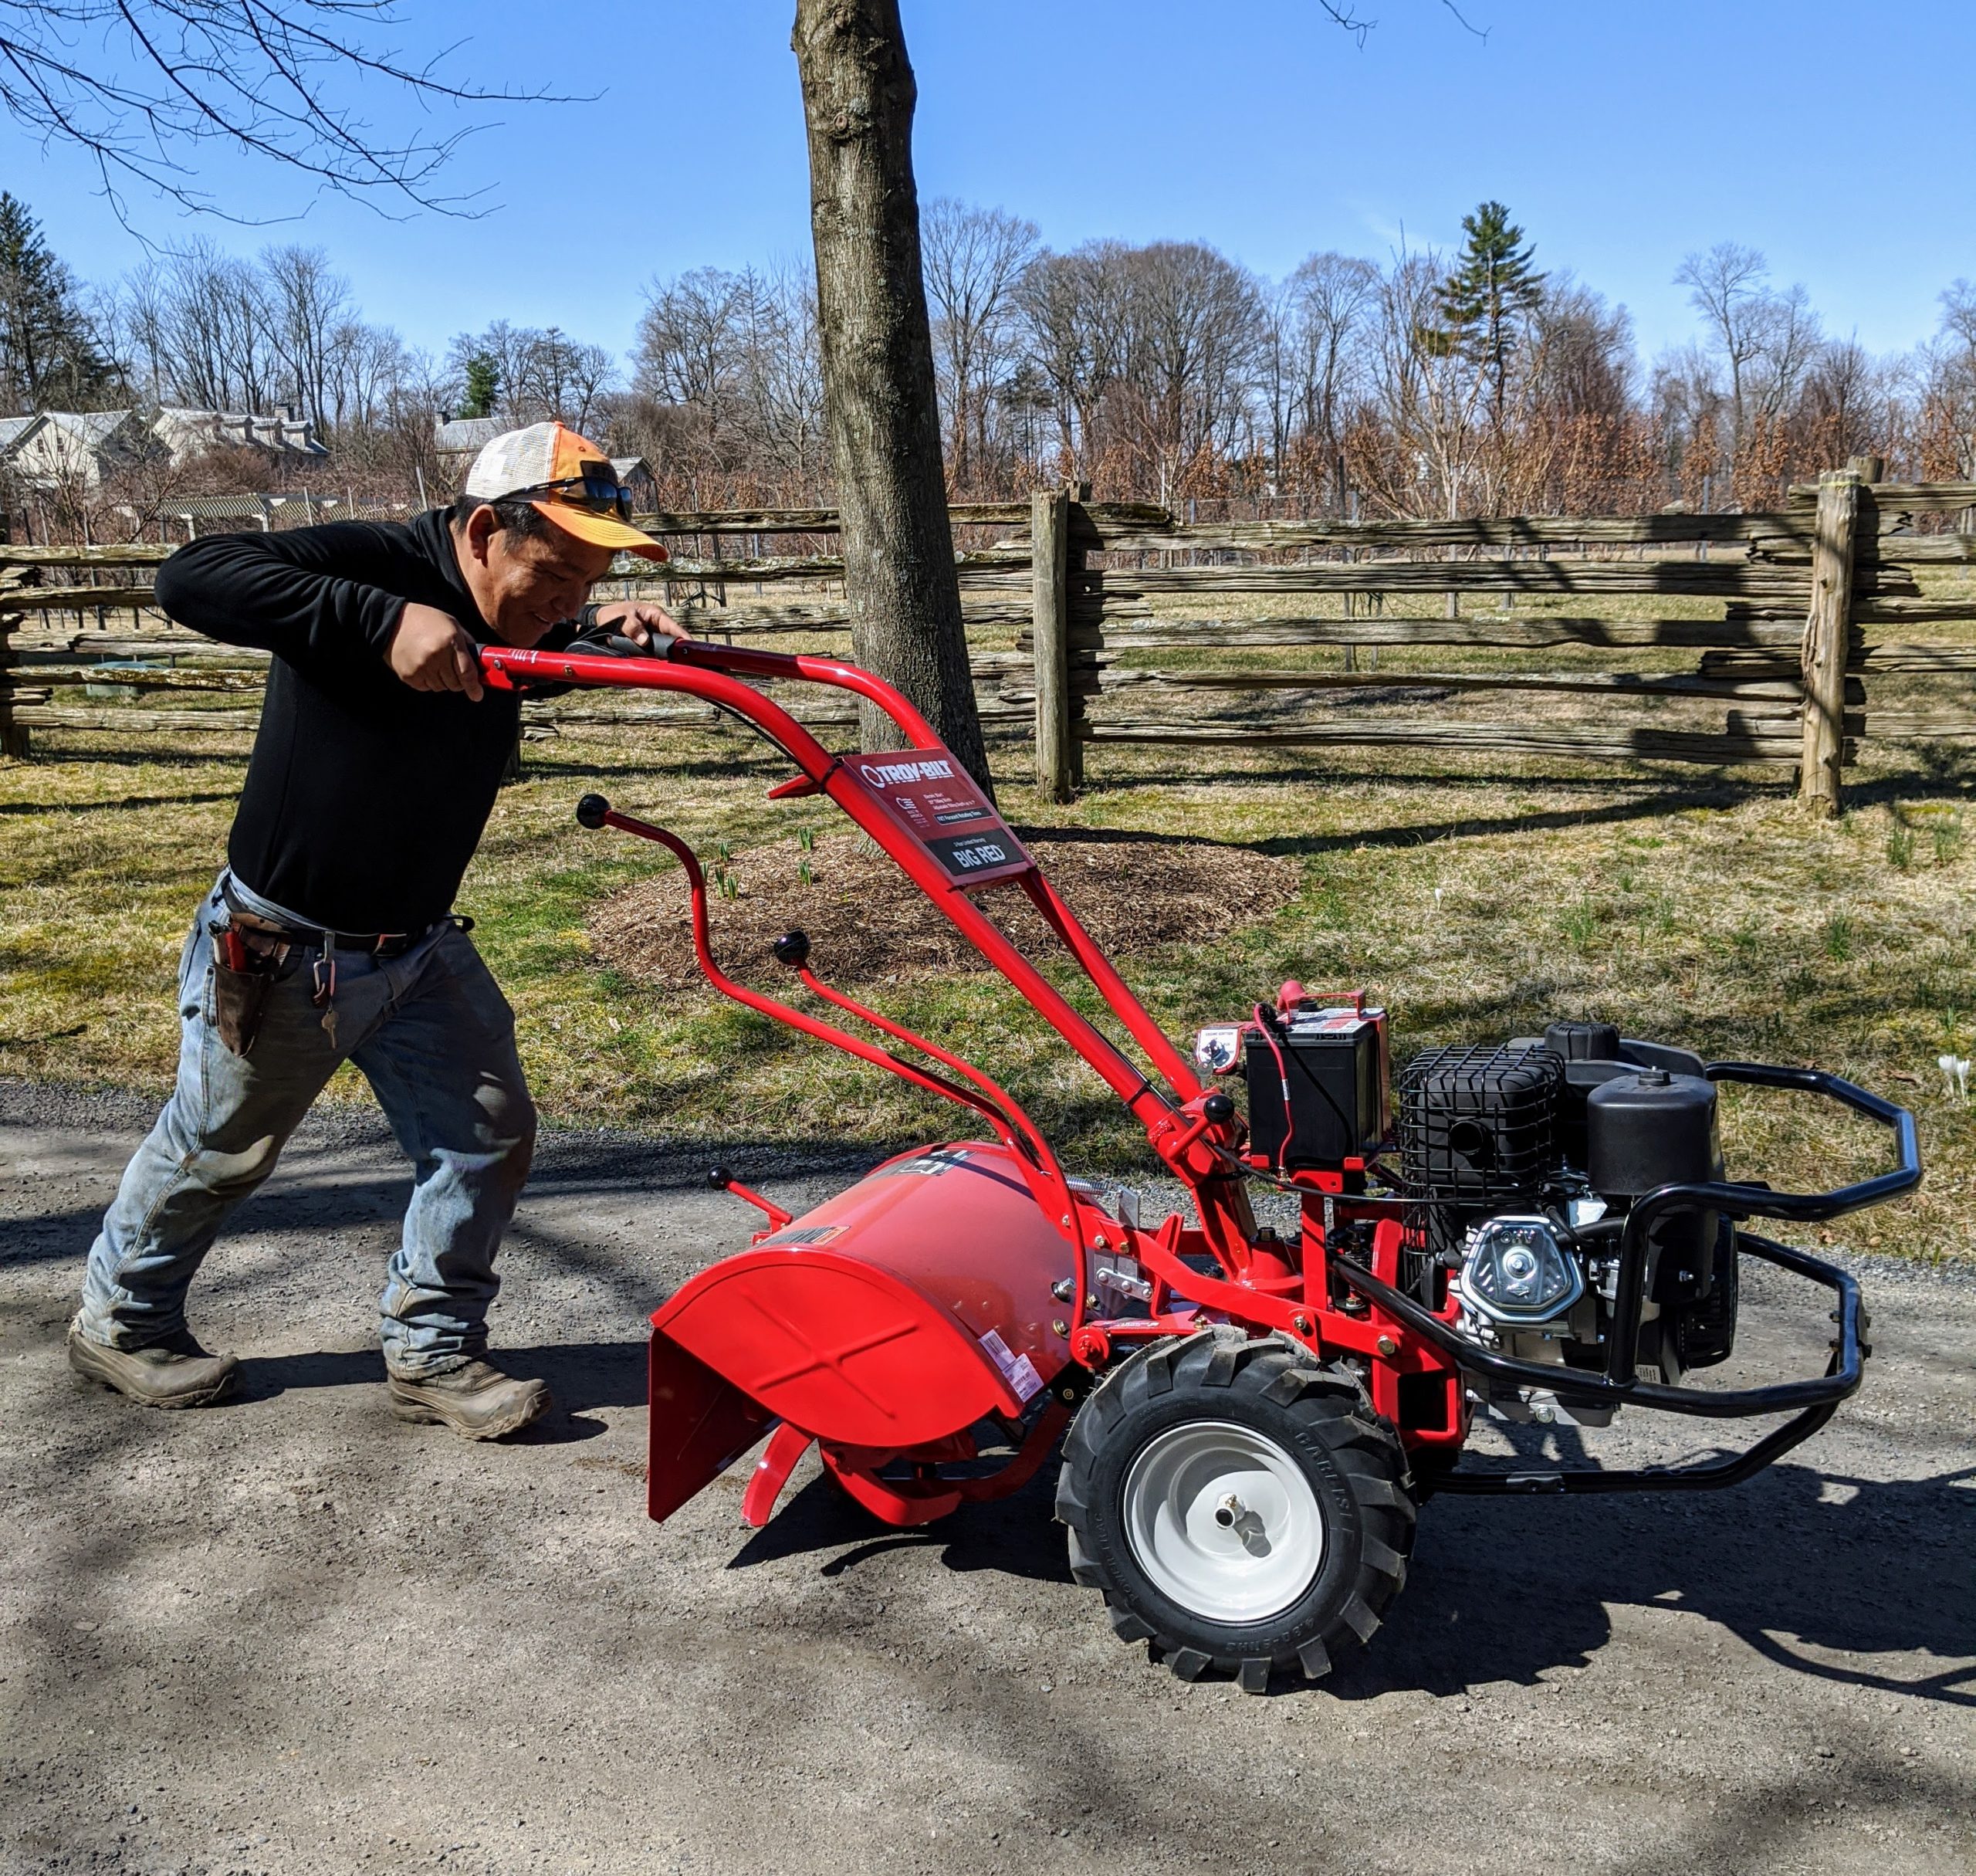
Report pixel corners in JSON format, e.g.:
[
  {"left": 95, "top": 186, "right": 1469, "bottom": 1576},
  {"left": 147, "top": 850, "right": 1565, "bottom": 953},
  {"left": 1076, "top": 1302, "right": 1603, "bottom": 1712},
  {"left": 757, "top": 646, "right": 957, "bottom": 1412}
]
[{"left": 462, "top": 421, "right": 668, "bottom": 560}]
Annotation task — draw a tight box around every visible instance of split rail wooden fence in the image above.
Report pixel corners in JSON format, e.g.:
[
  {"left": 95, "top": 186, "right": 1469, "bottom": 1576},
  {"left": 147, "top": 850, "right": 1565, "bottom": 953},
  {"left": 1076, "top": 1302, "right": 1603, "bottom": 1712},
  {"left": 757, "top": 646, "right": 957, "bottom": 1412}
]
[
  {"left": 1027, "top": 459, "right": 1976, "bottom": 813},
  {"left": 2, "top": 465, "right": 1971, "bottom": 816}
]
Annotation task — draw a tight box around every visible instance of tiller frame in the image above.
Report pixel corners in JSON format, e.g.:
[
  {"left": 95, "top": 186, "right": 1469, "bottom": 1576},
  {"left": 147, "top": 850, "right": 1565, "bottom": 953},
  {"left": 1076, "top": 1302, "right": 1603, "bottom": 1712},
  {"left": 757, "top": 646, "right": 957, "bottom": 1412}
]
[{"left": 481, "top": 637, "right": 1918, "bottom": 1528}]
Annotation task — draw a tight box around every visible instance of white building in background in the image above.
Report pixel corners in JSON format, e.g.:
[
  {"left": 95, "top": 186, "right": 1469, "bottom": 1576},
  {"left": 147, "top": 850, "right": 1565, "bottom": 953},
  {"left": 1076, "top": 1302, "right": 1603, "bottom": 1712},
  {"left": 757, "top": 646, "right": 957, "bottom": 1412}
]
[
  {"left": 433, "top": 415, "right": 503, "bottom": 469},
  {"left": 0, "top": 411, "right": 160, "bottom": 491},
  {"left": 151, "top": 405, "right": 328, "bottom": 466},
  {"left": 0, "top": 405, "right": 330, "bottom": 494}
]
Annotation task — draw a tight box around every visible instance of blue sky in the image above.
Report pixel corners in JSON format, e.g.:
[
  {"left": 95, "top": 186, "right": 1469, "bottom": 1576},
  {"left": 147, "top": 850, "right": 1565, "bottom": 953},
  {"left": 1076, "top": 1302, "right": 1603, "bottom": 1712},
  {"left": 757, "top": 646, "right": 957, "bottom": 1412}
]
[{"left": 7, "top": 1, "right": 1974, "bottom": 371}]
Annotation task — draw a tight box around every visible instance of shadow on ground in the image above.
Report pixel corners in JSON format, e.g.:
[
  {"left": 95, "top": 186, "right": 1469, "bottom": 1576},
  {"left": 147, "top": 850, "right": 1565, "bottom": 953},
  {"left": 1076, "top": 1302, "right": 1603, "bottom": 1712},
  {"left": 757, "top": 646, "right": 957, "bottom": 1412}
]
[{"left": 726, "top": 1448, "right": 1974, "bottom": 1705}]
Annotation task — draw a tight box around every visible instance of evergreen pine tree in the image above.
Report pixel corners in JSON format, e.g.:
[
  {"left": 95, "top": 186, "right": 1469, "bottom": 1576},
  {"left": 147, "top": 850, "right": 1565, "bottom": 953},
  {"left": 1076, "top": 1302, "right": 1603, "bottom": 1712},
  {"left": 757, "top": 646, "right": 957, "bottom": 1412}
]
[
  {"left": 1436, "top": 200, "right": 1546, "bottom": 425},
  {"left": 0, "top": 194, "right": 118, "bottom": 411},
  {"left": 460, "top": 352, "right": 501, "bottom": 419}
]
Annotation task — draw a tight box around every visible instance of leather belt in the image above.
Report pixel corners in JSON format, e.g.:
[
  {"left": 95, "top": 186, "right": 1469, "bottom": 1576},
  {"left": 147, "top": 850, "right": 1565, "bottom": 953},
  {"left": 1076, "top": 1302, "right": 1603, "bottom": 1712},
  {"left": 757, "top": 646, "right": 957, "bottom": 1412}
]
[{"left": 221, "top": 882, "right": 435, "bottom": 958}]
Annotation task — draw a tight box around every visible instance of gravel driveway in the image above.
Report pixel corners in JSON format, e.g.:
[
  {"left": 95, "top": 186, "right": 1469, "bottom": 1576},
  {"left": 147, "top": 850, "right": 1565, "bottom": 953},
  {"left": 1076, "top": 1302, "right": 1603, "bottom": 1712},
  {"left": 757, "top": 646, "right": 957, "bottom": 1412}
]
[{"left": 2, "top": 1081, "right": 1971, "bottom": 1876}]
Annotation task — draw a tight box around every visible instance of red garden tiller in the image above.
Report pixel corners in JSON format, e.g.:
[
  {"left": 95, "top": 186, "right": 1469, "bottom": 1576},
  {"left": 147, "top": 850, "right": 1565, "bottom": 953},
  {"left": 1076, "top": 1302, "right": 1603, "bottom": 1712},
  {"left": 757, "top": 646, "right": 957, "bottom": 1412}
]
[{"left": 481, "top": 635, "right": 1920, "bottom": 1691}]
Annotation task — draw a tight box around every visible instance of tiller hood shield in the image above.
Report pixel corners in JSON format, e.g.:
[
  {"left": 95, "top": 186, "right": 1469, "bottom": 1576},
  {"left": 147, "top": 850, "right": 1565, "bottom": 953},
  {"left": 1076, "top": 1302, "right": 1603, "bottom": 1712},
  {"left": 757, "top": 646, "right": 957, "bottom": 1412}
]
[{"left": 646, "top": 1142, "right": 1074, "bottom": 1523}]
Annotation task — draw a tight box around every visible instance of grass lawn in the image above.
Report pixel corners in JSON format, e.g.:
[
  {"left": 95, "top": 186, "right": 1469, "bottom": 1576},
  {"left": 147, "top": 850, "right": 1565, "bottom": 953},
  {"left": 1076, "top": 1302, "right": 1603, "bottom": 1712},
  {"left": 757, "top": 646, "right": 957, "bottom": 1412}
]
[{"left": 2, "top": 696, "right": 1972, "bottom": 1262}]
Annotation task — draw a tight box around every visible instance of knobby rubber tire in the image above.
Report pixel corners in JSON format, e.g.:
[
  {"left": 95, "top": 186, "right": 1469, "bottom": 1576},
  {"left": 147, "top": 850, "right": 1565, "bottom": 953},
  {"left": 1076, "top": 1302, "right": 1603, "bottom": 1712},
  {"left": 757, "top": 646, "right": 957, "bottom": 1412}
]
[{"left": 1054, "top": 1327, "right": 1417, "bottom": 1691}]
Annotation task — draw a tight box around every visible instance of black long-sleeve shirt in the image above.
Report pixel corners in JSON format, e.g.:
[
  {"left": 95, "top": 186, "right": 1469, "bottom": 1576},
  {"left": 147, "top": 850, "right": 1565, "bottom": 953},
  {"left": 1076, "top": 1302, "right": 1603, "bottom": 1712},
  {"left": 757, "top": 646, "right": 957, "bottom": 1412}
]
[{"left": 156, "top": 510, "right": 576, "bottom": 933}]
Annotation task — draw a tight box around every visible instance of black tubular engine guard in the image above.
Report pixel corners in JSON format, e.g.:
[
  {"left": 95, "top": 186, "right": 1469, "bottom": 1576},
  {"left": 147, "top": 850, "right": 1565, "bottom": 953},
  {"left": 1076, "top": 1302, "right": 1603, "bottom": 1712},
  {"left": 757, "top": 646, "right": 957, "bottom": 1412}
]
[{"left": 1329, "top": 1062, "right": 1920, "bottom": 1496}]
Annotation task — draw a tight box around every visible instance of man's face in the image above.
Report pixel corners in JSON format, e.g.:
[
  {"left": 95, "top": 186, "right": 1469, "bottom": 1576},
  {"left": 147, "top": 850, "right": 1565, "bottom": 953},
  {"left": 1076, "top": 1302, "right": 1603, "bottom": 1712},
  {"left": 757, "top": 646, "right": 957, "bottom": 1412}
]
[{"left": 459, "top": 509, "right": 617, "bottom": 645}]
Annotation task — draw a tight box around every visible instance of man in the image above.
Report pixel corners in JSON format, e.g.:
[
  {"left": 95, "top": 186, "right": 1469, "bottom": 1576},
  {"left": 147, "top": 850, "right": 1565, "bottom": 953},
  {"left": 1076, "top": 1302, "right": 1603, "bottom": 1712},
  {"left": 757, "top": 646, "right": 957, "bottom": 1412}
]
[{"left": 69, "top": 422, "right": 684, "bottom": 1439}]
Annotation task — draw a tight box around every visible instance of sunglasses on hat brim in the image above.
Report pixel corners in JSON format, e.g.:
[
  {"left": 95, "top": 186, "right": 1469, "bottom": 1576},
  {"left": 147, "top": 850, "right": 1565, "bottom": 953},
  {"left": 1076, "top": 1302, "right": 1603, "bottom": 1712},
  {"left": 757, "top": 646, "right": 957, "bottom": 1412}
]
[{"left": 511, "top": 472, "right": 635, "bottom": 523}]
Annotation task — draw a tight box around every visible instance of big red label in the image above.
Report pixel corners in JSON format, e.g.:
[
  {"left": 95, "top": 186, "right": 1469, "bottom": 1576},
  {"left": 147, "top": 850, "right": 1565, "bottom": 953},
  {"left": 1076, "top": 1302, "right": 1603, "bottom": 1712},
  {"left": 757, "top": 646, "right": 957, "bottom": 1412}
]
[{"left": 850, "top": 749, "right": 1032, "bottom": 886}]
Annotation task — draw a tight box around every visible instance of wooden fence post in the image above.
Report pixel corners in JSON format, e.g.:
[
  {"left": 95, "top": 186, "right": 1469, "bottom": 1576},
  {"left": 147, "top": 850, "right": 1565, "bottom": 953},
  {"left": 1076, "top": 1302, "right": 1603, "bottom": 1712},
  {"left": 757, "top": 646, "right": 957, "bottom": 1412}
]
[
  {"left": 0, "top": 609, "right": 23, "bottom": 760},
  {"left": 1068, "top": 482, "right": 1088, "bottom": 787},
  {"left": 1800, "top": 468, "right": 1860, "bottom": 815},
  {"left": 1031, "top": 483, "right": 1072, "bottom": 801}
]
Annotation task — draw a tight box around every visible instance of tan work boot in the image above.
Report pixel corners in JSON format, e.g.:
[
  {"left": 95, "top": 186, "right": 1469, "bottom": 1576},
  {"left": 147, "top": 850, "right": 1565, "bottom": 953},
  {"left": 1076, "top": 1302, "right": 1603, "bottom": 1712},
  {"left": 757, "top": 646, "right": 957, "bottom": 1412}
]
[
  {"left": 67, "top": 1319, "right": 239, "bottom": 1409},
  {"left": 386, "top": 1358, "right": 551, "bottom": 1441}
]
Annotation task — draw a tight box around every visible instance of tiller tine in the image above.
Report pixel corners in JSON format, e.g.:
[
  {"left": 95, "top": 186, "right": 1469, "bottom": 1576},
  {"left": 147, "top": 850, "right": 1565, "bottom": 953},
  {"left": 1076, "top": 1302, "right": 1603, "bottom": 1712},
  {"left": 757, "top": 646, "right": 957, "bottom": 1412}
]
[{"left": 742, "top": 1423, "right": 816, "bottom": 1527}]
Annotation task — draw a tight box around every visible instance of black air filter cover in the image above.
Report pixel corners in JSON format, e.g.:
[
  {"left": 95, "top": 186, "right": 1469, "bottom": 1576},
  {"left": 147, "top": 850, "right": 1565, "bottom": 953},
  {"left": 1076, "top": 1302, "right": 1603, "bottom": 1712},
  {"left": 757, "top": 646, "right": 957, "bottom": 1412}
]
[{"left": 1399, "top": 1045, "right": 1562, "bottom": 1205}]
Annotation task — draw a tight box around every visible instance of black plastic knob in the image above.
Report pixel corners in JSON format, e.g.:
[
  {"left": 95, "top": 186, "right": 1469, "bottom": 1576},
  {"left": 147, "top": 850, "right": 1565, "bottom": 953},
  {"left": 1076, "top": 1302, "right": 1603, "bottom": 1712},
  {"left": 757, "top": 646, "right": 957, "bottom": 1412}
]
[
  {"left": 575, "top": 793, "right": 611, "bottom": 829},
  {"left": 772, "top": 930, "right": 811, "bottom": 969},
  {"left": 706, "top": 1166, "right": 732, "bottom": 1190},
  {"left": 1202, "top": 1092, "right": 1236, "bottom": 1124}
]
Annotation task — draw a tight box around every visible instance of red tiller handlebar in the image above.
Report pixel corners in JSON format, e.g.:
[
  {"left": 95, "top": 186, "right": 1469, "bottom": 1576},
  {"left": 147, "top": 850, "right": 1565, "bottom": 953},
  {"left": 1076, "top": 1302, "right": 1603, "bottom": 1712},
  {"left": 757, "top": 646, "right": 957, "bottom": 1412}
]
[
  {"left": 482, "top": 638, "right": 942, "bottom": 759},
  {"left": 484, "top": 638, "right": 1203, "bottom": 1106},
  {"left": 487, "top": 636, "right": 1260, "bottom": 1276}
]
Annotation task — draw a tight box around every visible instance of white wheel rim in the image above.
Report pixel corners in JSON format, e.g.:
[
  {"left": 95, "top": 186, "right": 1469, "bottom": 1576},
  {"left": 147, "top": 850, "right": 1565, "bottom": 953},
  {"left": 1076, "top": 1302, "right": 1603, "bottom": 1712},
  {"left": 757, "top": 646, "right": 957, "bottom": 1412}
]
[{"left": 1122, "top": 1418, "right": 1325, "bottom": 1624}]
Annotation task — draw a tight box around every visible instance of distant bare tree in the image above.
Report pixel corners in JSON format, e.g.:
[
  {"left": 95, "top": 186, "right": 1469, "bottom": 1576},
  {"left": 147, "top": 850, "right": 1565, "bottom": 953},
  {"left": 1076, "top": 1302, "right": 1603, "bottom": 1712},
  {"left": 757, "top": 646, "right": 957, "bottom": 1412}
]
[
  {"left": 632, "top": 263, "right": 824, "bottom": 491},
  {"left": 1919, "top": 281, "right": 1976, "bottom": 481},
  {"left": 1799, "top": 337, "right": 1885, "bottom": 467},
  {"left": 514, "top": 328, "right": 615, "bottom": 433},
  {"left": 1743, "top": 282, "right": 1823, "bottom": 435},
  {"left": 732, "top": 264, "right": 826, "bottom": 479},
  {"left": 143, "top": 240, "right": 279, "bottom": 411},
  {"left": 262, "top": 245, "right": 353, "bottom": 428},
  {"left": 634, "top": 268, "right": 754, "bottom": 455},
  {"left": 1013, "top": 242, "right": 1130, "bottom": 480},
  {"left": 1120, "top": 241, "right": 1266, "bottom": 503},
  {"left": 1281, "top": 251, "right": 1377, "bottom": 503},
  {"left": 1526, "top": 276, "right": 1634, "bottom": 422},
  {"left": 1350, "top": 248, "right": 1487, "bottom": 517},
  {"left": 324, "top": 320, "right": 408, "bottom": 431},
  {"left": 920, "top": 198, "right": 1037, "bottom": 490},
  {"left": 1675, "top": 242, "right": 1777, "bottom": 462}
]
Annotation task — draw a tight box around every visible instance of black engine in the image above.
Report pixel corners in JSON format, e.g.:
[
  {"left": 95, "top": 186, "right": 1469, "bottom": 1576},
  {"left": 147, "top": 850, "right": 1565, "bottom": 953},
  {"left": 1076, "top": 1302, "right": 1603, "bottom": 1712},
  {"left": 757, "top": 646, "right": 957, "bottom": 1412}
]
[{"left": 1396, "top": 1021, "right": 1737, "bottom": 1399}]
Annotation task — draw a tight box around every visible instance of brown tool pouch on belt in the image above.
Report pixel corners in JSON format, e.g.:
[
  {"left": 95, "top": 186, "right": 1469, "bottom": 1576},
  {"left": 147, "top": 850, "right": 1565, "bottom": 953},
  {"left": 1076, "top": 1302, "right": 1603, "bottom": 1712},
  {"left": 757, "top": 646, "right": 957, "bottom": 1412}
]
[
  {"left": 211, "top": 956, "right": 276, "bottom": 1057},
  {"left": 210, "top": 940, "right": 280, "bottom": 1058}
]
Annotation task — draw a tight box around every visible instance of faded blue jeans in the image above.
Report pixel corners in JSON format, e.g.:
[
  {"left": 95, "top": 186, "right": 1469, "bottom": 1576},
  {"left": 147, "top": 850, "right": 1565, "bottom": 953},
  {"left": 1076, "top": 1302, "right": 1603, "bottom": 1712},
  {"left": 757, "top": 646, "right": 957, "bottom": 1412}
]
[{"left": 76, "top": 872, "right": 537, "bottom": 1375}]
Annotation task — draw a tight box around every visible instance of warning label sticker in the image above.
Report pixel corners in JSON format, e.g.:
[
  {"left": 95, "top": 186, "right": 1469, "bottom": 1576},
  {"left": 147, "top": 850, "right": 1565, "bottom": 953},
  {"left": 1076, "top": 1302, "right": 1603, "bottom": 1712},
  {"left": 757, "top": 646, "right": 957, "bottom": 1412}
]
[{"left": 977, "top": 1329, "right": 1047, "bottom": 1403}]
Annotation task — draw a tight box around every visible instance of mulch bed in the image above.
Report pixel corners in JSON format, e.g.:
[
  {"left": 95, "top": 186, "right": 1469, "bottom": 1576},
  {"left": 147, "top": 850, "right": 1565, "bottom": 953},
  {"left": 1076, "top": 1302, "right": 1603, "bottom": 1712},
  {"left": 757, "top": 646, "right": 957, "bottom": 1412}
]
[{"left": 587, "top": 829, "right": 1301, "bottom": 990}]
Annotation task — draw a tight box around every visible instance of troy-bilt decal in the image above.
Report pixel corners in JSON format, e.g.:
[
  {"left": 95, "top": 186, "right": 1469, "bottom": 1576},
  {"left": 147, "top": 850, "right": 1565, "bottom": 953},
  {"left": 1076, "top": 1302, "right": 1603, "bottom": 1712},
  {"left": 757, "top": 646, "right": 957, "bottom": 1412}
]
[
  {"left": 858, "top": 756, "right": 956, "bottom": 787},
  {"left": 848, "top": 747, "right": 1032, "bottom": 886},
  {"left": 929, "top": 831, "right": 1014, "bottom": 875},
  {"left": 871, "top": 1148, "right": 973, "bottom": 1180}
]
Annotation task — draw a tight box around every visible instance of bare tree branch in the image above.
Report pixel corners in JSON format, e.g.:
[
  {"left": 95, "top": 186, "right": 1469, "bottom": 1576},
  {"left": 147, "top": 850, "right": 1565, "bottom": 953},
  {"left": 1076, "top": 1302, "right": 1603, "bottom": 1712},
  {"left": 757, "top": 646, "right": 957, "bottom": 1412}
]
[
  {"left": 1438, "top": 2, "right": 1490, "bottom": 42},
  {"left": 1316, "top": 2, "right": 1377, "bottom": 48},
  {"left": 0, "top": 2, "right": 580, "bottom": 225},
  {"left": 1315, "top": 2, "right": 1490, "bottom": 47}
]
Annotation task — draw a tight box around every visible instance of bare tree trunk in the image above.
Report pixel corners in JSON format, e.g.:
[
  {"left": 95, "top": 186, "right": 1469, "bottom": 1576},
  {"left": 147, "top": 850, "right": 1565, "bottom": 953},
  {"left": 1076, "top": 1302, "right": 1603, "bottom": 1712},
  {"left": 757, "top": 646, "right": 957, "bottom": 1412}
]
[{"left": 791, "top": 0, "right": 990, "bottom": 790}]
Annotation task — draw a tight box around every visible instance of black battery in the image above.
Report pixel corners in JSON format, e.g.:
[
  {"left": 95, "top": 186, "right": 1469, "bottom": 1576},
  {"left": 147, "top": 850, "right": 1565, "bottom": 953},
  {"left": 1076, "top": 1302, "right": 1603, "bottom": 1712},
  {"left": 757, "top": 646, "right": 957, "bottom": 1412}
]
[{"left": 1244, "top": 1007, "right": 1388, "bottom": 1168}]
